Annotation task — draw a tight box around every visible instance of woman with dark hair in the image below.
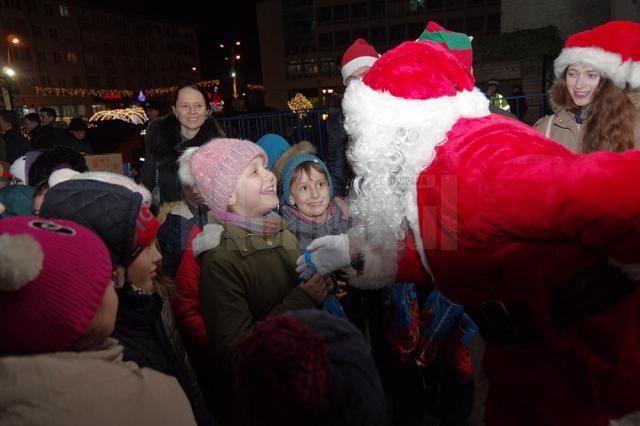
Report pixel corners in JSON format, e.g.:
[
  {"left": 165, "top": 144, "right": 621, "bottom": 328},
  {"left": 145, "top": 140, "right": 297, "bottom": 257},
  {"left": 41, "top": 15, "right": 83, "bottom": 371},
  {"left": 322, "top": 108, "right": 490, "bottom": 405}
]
[
  {"left": 534, "top": 24, "right": 640, "bottom": 153},
  {"left": 0, "top": 110, "right": 30, "bottom": 163},
  {"left": 142, "top": 84, "right": 224, "bottom": 205}
]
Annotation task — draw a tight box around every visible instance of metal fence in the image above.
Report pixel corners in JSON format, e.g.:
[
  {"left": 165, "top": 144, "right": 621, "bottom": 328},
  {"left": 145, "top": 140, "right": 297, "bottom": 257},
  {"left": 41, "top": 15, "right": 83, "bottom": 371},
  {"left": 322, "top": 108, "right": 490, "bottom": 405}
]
[
  {"left": 217, "top": 93, "right": 549, "bottom": 155},
  {"left": 218, "top": 108, "right": 337, "bottom": 159}
]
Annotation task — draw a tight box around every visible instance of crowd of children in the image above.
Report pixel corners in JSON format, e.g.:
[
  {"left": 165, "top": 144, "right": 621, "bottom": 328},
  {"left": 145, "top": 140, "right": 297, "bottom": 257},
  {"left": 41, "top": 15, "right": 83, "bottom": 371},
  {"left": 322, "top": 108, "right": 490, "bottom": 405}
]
[{"left": 2, "top": 19, "right": 640, "bottom": 426}]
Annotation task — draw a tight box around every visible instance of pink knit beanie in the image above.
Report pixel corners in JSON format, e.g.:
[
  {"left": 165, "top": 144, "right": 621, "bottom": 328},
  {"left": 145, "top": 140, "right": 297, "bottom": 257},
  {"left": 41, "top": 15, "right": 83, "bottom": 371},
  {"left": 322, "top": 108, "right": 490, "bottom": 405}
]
[
  {"left": 184, "top": 138, "right": 267, "bottom": 214},
  {"left": 0, "top": 216, "right": 113, "bottom": 354}
]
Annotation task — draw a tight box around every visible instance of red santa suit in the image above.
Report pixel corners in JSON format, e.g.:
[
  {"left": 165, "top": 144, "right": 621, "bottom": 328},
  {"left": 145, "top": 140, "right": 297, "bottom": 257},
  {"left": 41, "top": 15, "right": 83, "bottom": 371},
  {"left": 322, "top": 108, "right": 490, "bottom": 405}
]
[{"left": 341, "top": 33, "right": 640, "bottom": 426}]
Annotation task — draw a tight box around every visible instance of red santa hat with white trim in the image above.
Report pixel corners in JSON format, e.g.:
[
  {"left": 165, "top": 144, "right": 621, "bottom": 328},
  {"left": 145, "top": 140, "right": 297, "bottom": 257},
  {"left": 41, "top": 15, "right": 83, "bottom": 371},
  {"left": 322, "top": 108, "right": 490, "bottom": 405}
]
[
  {"left": 340, "top": 39, "right": 380, "bottom": 83},
  {"left": 343, "top": 40, "right": 489, "bottom": 131},
  {"left": 554, "top": 20, "right": 640, "bottom": 89}
]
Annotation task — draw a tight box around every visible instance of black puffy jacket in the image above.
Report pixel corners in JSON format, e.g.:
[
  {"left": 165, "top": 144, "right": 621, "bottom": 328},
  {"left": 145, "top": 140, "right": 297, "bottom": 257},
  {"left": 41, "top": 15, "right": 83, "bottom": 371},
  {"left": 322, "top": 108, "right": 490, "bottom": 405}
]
[{"left": 142, "top": 114, "right": 224, "bottom": 204}]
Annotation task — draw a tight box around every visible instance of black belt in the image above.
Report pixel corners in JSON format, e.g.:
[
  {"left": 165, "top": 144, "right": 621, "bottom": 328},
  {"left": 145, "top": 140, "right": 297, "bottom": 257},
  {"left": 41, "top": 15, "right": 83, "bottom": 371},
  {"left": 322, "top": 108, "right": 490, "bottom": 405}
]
[{"left": 466, "top": 260, "right": 638, "bottom": 350}]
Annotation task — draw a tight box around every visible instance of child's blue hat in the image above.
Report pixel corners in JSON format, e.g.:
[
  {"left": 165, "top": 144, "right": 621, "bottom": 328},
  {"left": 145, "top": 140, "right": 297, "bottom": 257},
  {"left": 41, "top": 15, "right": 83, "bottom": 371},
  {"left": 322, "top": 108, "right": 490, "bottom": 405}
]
[{"left": 256, "top": 134, "right": 290, "bottom": 170}]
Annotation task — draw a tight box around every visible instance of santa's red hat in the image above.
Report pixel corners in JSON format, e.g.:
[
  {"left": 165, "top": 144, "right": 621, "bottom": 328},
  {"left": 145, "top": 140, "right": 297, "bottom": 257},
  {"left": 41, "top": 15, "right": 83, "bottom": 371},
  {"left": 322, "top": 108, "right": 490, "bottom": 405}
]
[
  {"left": 341, "top": 41, "right": 490, "bottom": 289},
  {"left": 554, "top": 20, "right": 640, "bottom": 89},
  {"left": 341, "top": 39, "right": 379, "bottom": 83},
  {"left": 343, "top": 40, "right": 489, "bottom": 130}
]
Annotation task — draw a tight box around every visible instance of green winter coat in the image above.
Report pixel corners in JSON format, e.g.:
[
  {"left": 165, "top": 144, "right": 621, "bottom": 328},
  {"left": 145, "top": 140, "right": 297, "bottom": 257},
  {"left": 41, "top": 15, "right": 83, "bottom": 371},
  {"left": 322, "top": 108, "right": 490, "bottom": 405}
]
[{"left": 199, "top": 217, "right": 319, "bottom": 372}]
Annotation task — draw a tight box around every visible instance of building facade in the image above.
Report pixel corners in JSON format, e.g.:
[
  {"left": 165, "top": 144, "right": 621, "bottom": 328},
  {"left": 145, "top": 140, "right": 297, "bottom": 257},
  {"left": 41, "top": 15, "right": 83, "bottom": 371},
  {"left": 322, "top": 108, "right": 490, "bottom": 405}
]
[
  {"left": 257, "top": 0, "right": 501, "bottom": 110},
  {"left": 0, "top": 0, "right": 200, "bottom": 121},
  {"left": 257, "top": 0, "right": 640, "bottom": 112},
  {"left": 502, "top": 0, "right": 640, "bottom": 40}
]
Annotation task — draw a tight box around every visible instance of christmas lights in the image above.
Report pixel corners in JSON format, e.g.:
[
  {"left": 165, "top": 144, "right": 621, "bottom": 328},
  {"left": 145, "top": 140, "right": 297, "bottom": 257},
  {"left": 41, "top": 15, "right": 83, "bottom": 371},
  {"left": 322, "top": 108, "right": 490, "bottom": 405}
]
[
  {"left": 287, "top": 93, "right": 313, "bottom": 118},
  {"left": 89, "top": 107, "right": 148, "bottom": 125},
  {"left": 34, "top": 79, "right": 221, "bottom": 98}
]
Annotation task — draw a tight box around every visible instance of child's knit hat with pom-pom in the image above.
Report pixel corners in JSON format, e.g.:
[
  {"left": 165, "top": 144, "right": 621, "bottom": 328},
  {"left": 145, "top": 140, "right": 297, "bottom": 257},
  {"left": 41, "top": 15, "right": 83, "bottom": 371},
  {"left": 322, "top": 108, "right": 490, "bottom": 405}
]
[{"left": 0, "top": 216, "right": 112, "bottom": 354}]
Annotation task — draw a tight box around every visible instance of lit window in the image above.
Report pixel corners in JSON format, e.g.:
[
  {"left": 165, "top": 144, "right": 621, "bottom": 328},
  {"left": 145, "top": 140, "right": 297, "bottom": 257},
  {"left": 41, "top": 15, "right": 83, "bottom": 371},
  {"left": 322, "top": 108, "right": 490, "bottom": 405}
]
[{"left": 59, "top": 4, "right": 70, "bottom": 17}]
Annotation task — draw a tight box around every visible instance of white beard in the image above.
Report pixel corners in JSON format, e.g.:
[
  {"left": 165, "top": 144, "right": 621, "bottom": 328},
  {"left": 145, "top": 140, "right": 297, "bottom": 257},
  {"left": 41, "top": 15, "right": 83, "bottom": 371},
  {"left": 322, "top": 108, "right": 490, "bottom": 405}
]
[
  {"left": 345, "top": 123, "right": 446, "bottom": 252},
  {"left": 341, "top": 80, "right": 491, "bottom": 285}
]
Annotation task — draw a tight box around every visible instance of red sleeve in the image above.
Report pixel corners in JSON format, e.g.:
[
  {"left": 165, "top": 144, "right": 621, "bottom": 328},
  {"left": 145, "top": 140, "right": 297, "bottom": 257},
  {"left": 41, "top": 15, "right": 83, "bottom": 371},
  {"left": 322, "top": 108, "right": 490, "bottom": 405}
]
[
  {"left": 396, "top": 230, "right": 433, "bottom": 286},
  {"left": 174, "top": 224, "right": 208, "bottom": 347},
  {"left": 470, "top": 135, "right": 640, "bottom": 262}
]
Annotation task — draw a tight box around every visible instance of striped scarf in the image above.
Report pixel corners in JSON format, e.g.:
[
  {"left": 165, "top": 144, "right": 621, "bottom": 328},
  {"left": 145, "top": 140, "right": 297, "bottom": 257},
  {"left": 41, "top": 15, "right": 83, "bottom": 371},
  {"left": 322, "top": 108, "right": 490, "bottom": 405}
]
[{"left": 213, "top": 210, "right": 282, "bottom": 236}]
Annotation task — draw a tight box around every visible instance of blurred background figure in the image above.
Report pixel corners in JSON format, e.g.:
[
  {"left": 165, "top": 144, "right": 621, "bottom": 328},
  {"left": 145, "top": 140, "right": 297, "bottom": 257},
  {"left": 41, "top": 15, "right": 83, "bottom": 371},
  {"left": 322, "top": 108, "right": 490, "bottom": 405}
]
[
  {"left": 484, "top": 80, "right": 512, "bottom": 113},
  {"left": 0, "top": 110, "right": 31, "bottom": 163},
  {"left": 508, "top": 85, "right": 529, "bottom": 121},
  {"left": 66, "top": 118, "right": 94, "bottom": 154},
  {"left": 143, "top": 100, "right": 163, "bottom": 122}
]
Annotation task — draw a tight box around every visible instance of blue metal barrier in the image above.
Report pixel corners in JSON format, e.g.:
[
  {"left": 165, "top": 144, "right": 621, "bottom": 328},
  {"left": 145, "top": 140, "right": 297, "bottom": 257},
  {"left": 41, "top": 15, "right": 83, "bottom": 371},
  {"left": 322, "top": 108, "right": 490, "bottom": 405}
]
[
  {"left": 218, "top": 108, "right": 337, "bottom": 159},
  {"left": 217, "top": 94, "right": 549, "bottom": 154}
]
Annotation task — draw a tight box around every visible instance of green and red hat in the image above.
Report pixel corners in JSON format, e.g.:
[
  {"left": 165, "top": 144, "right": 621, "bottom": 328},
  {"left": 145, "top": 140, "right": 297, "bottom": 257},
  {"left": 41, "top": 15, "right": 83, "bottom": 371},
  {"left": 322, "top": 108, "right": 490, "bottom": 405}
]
[
  {"left": 416, "top": 21, "right": 473, "bottom": 71},
  {"left": 1, "top": 161, "right": 12, "bottom": 183}
]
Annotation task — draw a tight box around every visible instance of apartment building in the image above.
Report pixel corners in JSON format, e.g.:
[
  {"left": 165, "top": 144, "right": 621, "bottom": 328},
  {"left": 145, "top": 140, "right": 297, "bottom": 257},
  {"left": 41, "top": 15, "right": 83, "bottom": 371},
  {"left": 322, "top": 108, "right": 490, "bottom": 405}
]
[
  {"left": 0, "top": 0, "right": 200, "bottom": 120},
  {"left": 257, "top": 0, "right": 500, "bottom": 109},
  {"left": 257, "top": 0, "right": 640, "bottom": 112}
]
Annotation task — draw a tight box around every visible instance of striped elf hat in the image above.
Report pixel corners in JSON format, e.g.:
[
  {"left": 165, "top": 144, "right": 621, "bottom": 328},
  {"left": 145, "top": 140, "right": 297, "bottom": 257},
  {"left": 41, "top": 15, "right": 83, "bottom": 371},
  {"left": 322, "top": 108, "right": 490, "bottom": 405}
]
[
  {"left": 417, "top": 21, "right": 473, "bottom": 71},
  {"left": 1, "top": 161, "right": 11, "bottom": 183}
]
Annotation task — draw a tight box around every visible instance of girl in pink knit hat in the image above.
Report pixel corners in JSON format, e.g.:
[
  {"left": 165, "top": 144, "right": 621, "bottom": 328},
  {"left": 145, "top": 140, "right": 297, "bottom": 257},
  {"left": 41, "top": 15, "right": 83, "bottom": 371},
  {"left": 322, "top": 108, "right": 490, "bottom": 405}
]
[{"left": 179, "top": 138, "right": 333, "bottom": 423}]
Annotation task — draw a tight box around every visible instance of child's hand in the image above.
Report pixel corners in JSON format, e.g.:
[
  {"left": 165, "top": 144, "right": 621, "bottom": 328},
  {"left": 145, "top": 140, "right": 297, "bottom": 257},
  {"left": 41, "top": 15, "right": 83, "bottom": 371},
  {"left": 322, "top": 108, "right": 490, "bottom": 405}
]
[
  {"left": 329, "top": 270, "right": 348, "bottom": 299},
  {"left": 299, "top": 272, "right": 334, "bottom": 305},
  {"left": 334, "top": 279, "right": 348, "bottom": 299}
]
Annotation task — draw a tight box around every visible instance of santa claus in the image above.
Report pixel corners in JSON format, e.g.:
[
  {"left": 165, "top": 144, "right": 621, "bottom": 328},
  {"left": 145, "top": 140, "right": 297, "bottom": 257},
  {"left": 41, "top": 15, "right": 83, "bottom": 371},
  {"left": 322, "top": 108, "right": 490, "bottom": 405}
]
[{"left": 297, "top": 24, "right": 640, "bottom": 426}]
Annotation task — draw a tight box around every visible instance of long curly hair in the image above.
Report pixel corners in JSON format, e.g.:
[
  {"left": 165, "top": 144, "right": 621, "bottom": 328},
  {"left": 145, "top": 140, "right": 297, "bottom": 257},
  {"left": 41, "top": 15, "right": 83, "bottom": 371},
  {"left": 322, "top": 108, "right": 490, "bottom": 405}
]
[{"left": 551, "top": 71, "right": 637, "bottom": 153}]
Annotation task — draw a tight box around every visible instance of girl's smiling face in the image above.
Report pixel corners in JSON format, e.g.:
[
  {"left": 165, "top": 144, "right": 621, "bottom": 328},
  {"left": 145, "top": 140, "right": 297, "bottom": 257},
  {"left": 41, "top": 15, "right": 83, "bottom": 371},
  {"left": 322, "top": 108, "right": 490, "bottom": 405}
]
[
  {"left": 229, "top": 156, "right": 279, "bottom": 218},
  {"left": 565, "top": 64, "right": 601, "bottom": 107}
]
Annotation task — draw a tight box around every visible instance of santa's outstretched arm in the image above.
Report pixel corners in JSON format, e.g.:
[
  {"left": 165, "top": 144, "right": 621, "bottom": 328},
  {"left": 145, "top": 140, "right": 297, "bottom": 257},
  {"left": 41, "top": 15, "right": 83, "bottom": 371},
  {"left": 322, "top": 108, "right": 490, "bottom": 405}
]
[{"left": 473, "top": 142, "right": 640, "bottom": 264}]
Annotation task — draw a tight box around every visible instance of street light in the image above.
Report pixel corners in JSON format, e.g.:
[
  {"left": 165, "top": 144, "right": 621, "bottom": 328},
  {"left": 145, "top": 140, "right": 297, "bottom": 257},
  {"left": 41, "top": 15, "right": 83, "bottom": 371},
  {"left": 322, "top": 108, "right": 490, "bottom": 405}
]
[
  {"left": 2, "top": 34, "right": 21, "bottom": 110},
  {"left": 219, "top": 40, "right": 242, "bottom": 98}
]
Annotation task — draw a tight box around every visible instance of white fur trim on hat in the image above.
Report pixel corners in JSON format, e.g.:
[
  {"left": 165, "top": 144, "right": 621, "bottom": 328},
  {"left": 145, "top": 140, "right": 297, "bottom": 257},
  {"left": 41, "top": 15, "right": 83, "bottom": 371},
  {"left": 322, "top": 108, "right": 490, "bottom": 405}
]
[
  {"left": 341, "top": 56, "right": 378, "bottom": 83},
  {"left": 71, "top": 171, "right": 152, "bottom": 205},
  {"left": 9, "top": 156, "right": 25, "bottom": 184},
  {"left": 343, "top": 78, "right": 490, "bottom": 130},
  {"left": 48, "top": 168, "right": 81, "bottom": 187},
  {"left": 178, "top": 147, "right": 199, "bottom": 187},
  {"left": 0, "top": 234, "right": 44, "bottom": 291},
  {"left": 629, "top": 61, "right": 640, "bottom": 89},
  {"left": 554, "top": 47, "right": 632, "bottom": 88}
]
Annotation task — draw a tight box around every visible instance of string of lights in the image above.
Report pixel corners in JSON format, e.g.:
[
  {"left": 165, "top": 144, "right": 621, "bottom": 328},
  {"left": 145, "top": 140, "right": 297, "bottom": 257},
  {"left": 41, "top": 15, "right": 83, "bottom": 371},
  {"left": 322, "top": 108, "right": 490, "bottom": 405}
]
[
  {"left": 34, "top": 79, "right": 221, "bottom": 98},
  {"left": 34, "top": 79, "right": 265, "bottom": 99}
]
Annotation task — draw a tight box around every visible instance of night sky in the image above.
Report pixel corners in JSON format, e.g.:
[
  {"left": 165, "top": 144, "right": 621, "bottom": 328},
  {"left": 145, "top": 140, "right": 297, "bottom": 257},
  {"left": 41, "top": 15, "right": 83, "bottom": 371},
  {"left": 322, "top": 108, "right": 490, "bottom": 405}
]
[{"left": 102, "top": 1, "right": 262, "bottom": 84}]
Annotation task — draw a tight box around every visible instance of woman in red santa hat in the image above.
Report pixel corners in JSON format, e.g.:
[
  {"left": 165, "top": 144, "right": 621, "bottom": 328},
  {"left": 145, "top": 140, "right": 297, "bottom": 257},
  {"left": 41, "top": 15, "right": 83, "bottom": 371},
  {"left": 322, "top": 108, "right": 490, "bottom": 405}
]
[
  {"left": 535, "top": 21, "right": 640, "bottom": 153},
  {"left": 297, "top": 21, "right": 640, "bottom": 426}
]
